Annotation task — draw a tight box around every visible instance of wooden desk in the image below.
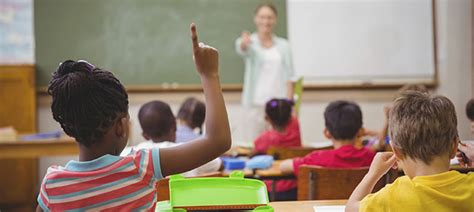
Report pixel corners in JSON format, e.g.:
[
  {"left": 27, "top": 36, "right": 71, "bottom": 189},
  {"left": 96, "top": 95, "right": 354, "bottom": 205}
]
[
  {"left": 254, "top": 161, "right": 294, "bottom": 179},
  {"left": 224, "top": 146, "right": 253, "bottom": 157},
  {"left": 0, "top": 137, "right": 78, "bottom": 211},
  {"left": 0, "top": 137, "right": 77, "bottom": 159},
  {"left": 269, "top": 200, "right": 346, "bottom": 212}
]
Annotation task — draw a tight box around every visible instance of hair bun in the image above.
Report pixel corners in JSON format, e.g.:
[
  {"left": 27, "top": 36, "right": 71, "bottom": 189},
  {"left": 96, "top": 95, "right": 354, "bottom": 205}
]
[
  {"left": 55, "top": 60, "right": 77, "bottom": 77},
  {"left": 54, "top": 60, "right": 96, "bottom": 79}
]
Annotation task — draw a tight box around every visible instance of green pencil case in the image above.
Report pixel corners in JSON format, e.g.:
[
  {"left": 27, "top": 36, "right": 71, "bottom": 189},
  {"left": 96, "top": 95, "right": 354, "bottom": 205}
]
[{"left": 155, "top": 171, "right": 274, "bottom": 212}]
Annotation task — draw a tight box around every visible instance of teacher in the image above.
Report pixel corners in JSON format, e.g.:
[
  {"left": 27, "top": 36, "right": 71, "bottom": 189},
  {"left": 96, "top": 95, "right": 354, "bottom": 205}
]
[{"left": 235, "top": 3, "right": 296, "bottom": 143}]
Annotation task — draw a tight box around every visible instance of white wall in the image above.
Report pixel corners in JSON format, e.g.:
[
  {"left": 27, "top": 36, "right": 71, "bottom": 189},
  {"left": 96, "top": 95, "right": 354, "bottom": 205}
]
[{"left": 37, "top": 0, "right": 472, "bottom": 181}]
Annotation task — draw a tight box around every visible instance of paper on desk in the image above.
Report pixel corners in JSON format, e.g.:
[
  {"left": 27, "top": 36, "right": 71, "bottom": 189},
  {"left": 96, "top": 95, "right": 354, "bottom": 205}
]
[{"left": 313, "top": 205, "right": 345, "bottom": 212}]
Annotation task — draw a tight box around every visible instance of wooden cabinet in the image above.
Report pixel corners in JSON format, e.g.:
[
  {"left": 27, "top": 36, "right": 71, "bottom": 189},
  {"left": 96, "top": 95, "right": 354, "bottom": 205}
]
[{"left": 0, "top": 65, "right": 36, "bottom": 134}]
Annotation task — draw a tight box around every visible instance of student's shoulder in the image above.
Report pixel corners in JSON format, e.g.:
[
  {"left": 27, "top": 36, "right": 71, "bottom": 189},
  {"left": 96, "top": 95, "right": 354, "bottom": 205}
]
[
  {"left": 302, "top": 149, "right": 328, "bottom": 160},
  {"left": 41, "top": 165, "right": 66, "bottom": 182},
  {"left": 360, "top": 177, "right": 407, "bottom": 210}
]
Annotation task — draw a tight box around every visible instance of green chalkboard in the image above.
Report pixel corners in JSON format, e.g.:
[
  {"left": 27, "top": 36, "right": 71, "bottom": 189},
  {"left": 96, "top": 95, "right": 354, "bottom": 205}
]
[{"left": 34, "top": 0, "right": 287, "bottom": 89}]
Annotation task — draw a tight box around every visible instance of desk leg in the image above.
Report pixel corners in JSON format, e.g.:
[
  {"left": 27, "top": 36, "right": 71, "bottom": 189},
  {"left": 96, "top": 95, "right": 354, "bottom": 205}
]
[{"left": 270, "top": 180, "right": 276, "bottom": 201}]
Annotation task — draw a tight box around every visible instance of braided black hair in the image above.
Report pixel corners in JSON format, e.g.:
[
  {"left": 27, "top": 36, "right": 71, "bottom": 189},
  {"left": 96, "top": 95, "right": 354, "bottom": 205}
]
[
  {"left": 48, "top": 60, "right": 129, "bottom": 146},
  {"left": 265, "top": 98, "right": 293, "bottom": 129},
  {"left": 324, "top": 100, "right": 362, "bottom": 140}
]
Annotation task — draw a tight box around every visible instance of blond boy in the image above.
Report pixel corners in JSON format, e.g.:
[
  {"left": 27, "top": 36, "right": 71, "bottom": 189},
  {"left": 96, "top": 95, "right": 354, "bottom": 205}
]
[{"left": 346, "top": 91, "right": 474, "bottom": 211}]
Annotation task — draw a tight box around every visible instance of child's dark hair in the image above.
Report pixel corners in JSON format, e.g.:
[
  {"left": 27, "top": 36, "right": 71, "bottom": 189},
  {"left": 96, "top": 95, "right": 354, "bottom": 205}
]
[
  {"left": 48, "top": 60, "right": 129, "bottom": 147},
  {"left": 255, "top": 2, "right": 278, "bottom": 16},
  {"left": 466, "top": 99, "right": 474, "bottom": 121},
  {"left": 177, "top": 97, "right": 206, "bottom": 133},
  {"left": 324, "top": 100, "right": 363, "bottom": 140},
  {"left": 265, "top": 98, "right": 293, "bottom": 129},
  {"left": 138, "top": 101, "right": 176, "bottom": 139}
]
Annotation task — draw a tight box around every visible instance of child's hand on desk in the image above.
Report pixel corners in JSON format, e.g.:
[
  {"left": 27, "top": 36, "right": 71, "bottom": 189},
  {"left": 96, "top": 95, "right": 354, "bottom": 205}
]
[
  {"left": 367, "top": 152, "right": 397, "bottom": 179},
  {"left": 191, "top": 23, "right": 219, "bottom": 78}
]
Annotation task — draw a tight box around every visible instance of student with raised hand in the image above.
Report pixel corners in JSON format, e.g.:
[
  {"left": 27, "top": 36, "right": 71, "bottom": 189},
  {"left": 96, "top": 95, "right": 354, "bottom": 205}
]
[
  {"left": 346, "top": 91, "right": 474, "bottom": 212},
  {"left": 36, "top": 23, "right": 231, "bottom": 211}
]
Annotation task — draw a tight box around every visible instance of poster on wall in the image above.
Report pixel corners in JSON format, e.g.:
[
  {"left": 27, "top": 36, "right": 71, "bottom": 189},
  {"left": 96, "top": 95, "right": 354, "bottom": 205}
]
[{"left": 0, "top": 0, "right": 34, "bottom": 64}]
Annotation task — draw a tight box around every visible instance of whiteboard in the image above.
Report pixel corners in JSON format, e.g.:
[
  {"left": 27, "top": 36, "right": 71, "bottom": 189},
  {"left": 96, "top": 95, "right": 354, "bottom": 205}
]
[{"left": 287, "top": 0, "right": 435, "bottom": 86}]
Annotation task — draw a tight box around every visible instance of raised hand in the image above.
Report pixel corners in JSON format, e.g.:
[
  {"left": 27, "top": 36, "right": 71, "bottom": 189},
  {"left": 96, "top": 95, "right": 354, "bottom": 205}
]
[
  {"left": 240, "top": 31, "right": 252, "bottom": 51},
  {"left": 191, "top": 23, "right": 219, "bottom": 77}
]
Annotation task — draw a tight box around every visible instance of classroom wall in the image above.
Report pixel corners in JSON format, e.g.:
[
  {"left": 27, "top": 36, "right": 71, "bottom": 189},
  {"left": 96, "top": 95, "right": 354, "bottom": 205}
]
[{"left": 37, "top": 0, "right": 473, "bottom": 181}]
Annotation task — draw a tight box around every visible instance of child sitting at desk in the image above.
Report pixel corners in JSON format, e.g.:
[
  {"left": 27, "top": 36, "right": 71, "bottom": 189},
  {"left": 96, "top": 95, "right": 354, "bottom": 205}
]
[
  {"left": 275, "top": 100, "right": 374, "bottom": 201},
  {"left": 253, "top": 98, "right": 301, "bottom": 154},
  {"left": 346, "top": 91, "right": 474, "bottom": 211},
  {"left": 252, "top": 98, "right": 301, "bottom": 201},
  {"left": 279, "top": 100, "right": 375, "bottom": 176},
  {"left": 176, "top": 97, "right": 206, "bottom": 143},
  {"left": 456, "top": 99, "right": 474, "bottom": 167},
  {"left": 122, "top": 100, "right": 221, "bottom": 177},
  {"left": 36, "top": 24, "right": 231, "bottom": 211}
]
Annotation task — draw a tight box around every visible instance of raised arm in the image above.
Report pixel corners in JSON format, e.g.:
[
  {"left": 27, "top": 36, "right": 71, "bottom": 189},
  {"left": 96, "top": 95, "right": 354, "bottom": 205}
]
[{"left": 159, "top": 23, "right": 231, "bottom": 177}]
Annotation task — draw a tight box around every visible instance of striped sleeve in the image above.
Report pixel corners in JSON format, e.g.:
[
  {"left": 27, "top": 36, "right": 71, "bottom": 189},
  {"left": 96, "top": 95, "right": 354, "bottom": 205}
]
[
  {"left": 150, "top": 148, "right": 163, "bottom": 179},
  {"left": 37, "top": 181, "right": 50, "bottom": 212}
]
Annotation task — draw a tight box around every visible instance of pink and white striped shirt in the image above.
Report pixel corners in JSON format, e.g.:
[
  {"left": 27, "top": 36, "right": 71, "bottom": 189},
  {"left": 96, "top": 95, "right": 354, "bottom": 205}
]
[{"left": 37, "top": 148, "right": 163, "bottom": 211}]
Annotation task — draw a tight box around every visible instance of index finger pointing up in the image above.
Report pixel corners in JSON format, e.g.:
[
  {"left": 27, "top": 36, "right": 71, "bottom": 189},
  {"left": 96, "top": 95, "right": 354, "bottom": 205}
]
[{"left": 190, "top": 23, "right": 199, "bottom": 52}]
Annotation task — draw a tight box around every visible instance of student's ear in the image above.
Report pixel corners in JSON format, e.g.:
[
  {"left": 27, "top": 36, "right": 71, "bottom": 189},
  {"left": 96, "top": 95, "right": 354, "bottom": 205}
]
[
  {"left": 170, "top": 125, "right": 177, "bottom": 142},
  {"left": 449, "top": 137, "right": 459, "bottom": 158},
  {"left": 357, "top": 128, "right": 366, "bottom": 138},
  {"left": 115, "top": 115, "right": 129, "bottom": 139},
  {"left": 323, "top": 128, "right": 332, "bottom": 139},
  {"left": 142, "top": 132, "right": 150, "bottom": 141},
  {"left": 264, "top": 114, "right": 270, "bottom": 121},
  {"left": 264, "top": 115, "right": 272, "bottom": 125},
  {"left": 390, "top": 143, "right": 403, "bottom": 160}
]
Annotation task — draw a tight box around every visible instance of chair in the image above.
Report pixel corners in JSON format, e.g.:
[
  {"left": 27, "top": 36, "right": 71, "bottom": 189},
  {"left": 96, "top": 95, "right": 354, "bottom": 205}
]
[
  {"left": 157, "top": 171, "right": 222, "bottom": 201},
  {"left": 297, "top": 165, "right": 398, "bottom": 200},
  {"left": 267, "top": 146, "right": 333, "bottom": 160}
]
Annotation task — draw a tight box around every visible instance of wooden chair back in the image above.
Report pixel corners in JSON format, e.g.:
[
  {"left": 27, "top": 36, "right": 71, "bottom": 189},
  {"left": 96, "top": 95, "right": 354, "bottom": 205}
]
[
  {"left": 297, "top": 165, "right": 397, "bottom": 200},
  {"left": 267, "top": 146, "right": 333, "bottom": 160}
]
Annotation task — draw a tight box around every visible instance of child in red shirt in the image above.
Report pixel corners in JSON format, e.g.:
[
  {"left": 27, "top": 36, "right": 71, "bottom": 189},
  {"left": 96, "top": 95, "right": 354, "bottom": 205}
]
[
  {"left": 252, "top": 98, "right": 302, "bottom": 201},
  {"left": 279, "top": 100, "right": 376, "bottom": 190},
  {"left": 253, "top": 98, "right": 302, "bottom": 154}
]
